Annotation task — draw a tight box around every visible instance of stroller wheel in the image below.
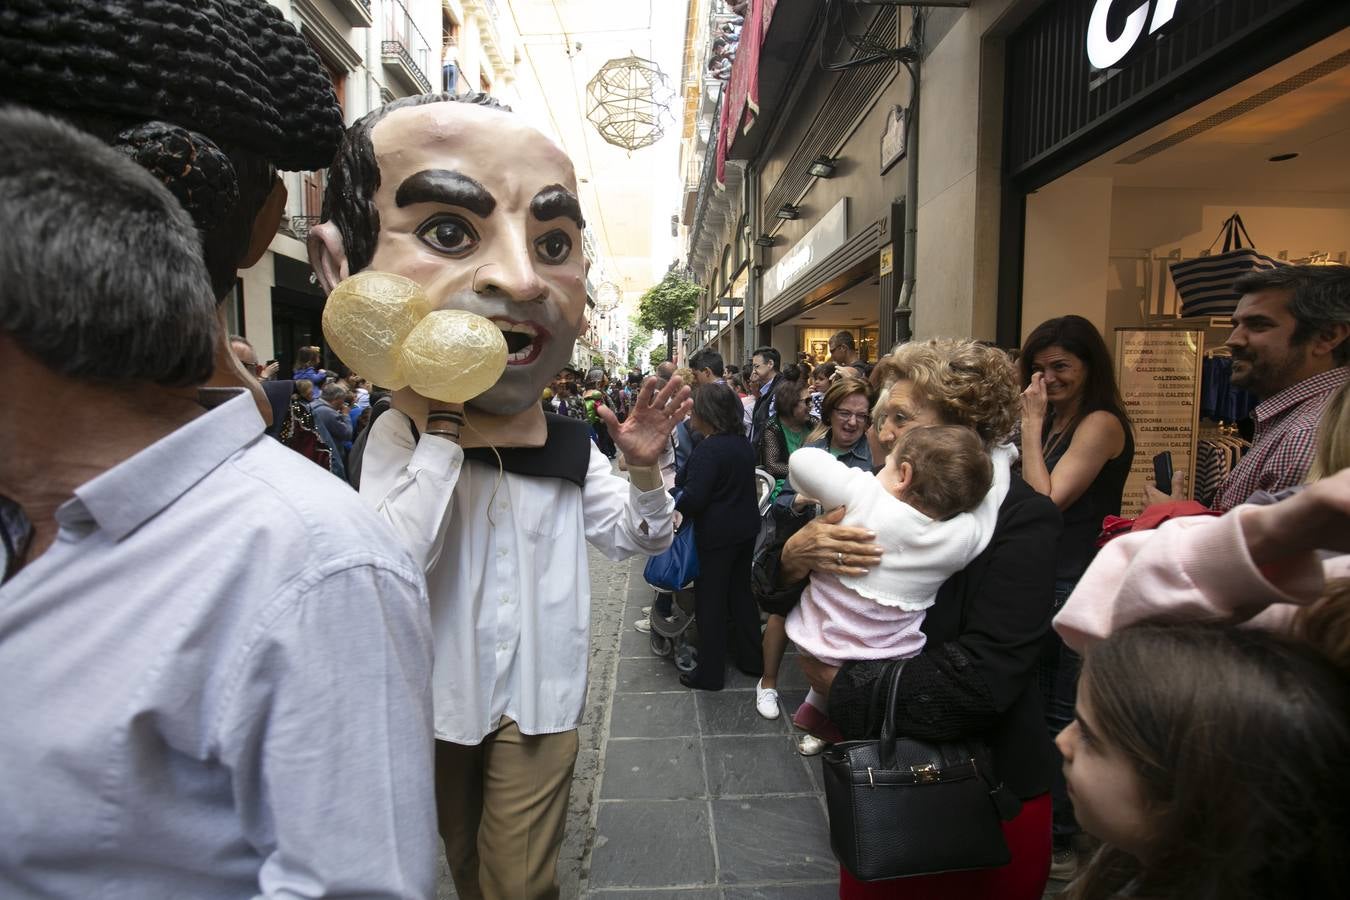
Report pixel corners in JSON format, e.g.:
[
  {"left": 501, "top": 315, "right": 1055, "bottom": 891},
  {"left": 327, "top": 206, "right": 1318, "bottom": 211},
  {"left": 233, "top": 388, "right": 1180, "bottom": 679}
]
[
  {"left": 674, "top": 645, "right": 698, "bottom": 673},
  {"left": 649, "top": 633, "right": 674, "bottom": 657}
]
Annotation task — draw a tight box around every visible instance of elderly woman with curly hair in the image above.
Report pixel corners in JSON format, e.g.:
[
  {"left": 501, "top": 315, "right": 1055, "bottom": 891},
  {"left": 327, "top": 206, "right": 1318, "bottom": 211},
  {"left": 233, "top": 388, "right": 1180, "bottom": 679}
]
[{"left": 756, "top": 338, "right": 1062, "bottom": 900}]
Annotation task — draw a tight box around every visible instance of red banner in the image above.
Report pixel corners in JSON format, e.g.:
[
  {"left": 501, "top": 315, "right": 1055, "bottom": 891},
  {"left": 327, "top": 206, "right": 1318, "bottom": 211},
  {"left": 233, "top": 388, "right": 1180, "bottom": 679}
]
[{"left": 716, "top": 0, "right": 776, "bottom": 187}]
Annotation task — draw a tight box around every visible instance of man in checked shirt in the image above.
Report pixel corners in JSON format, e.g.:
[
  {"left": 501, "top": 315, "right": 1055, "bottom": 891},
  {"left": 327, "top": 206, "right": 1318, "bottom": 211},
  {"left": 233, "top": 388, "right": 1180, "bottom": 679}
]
[{"left": 1148, "top": 264, "right": 1349, "bottom": 510}]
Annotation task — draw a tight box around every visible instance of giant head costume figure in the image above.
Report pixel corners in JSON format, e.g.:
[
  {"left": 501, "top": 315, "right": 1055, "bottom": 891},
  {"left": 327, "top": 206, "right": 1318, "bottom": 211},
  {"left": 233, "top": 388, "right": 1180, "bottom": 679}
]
[{"left": 308, "top": 94, "right": 589, "bottom": 422}]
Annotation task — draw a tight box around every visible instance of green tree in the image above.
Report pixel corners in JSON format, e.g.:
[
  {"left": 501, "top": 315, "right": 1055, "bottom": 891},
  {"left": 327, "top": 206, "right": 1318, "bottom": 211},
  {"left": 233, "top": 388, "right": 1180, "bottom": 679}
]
[
  {"left": 648, "top": 345, "right": 668, "bottom": 367},
  {"left": 628, "top": 318, "right": 653, "bottom": 371},
  {"left": 635, "top": 271, "right": 700, "bottom": 362}
]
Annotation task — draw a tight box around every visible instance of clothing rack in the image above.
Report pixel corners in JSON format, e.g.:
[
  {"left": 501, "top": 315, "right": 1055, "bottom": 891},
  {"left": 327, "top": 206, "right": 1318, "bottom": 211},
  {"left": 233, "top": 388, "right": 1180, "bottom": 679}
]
[
  {"left": 1194, "top": 421, "right": 1250, "bottom": 507},
  {"left": 1199, "top": 352, "right": 1256, "bottom": 425}
]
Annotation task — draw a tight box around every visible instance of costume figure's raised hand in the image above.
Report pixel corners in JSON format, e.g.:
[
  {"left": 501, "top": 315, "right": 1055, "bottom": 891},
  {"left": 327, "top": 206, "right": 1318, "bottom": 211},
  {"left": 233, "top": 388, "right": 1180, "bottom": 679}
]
[{"left": 598, "top": 376, "right": 692, "bottom": 467}]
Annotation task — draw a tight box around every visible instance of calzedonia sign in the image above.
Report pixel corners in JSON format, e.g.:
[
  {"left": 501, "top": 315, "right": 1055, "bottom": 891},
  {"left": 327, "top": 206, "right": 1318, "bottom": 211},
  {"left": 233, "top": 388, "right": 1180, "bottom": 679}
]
[{"left": 1085, "top": 0, "right": 1187, "bottom": 70}]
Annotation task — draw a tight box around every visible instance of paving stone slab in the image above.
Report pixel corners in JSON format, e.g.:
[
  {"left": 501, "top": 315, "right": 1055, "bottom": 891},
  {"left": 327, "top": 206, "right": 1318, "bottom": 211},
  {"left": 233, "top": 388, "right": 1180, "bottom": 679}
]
[
  {"left": 712, "top": 796, "right": 836, "bottom": 885},
  {"left": 589, "top": 889, "right": 720, "bottom": 899},
  {"left": 600, "top": 737, "right": 707, "bottom": 800},
  {"left": 696, "top": 690, "right": 788, "bottom": 736},
  {"left": 615, "top": 656, "right": 686, "bottom": 694},
  {"left": 609, "top": 691, "right": 699, "bottom": 739},
  {"left": 703, "top": 736, "right": 817, "bottom": 797},
  {"left": 723, "top": 883, "right": 839, "bottom": 899},
  {"left": 588, "top": 800, "right": 715, "bottom": 889},
  {"left": 619, "top": 622, "right": 659, "bottom": 659}
]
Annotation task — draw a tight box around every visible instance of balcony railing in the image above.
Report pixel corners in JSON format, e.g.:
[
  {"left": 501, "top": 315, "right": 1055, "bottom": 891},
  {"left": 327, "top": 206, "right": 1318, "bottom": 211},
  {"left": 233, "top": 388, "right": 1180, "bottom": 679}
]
[
  {"left": 382, "top": 0, "right": 433, "bottom": 94},
  {"left": 687, "top": 93, "right": 722, "bottom": 264},
  {"left": 281, "top": 169, "right": 327, "bottom": 239}
]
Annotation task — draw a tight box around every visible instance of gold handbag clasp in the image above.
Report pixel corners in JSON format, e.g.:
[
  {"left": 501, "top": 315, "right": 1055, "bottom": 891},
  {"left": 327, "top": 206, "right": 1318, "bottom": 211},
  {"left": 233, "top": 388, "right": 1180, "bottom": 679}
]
[{"left": 910, "top": 763, "right": 941, "bottom": 784}]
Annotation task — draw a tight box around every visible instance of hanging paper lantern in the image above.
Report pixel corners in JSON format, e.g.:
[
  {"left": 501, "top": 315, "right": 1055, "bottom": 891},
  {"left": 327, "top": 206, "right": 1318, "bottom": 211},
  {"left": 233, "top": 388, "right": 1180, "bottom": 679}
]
[{"left": 585, "top": 55, "right": 674, "bottom": 152}]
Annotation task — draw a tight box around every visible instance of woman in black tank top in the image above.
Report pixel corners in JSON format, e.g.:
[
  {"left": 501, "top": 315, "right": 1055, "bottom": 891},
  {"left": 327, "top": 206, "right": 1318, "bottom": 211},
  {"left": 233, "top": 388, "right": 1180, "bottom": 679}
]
[{"left": 1018, "top": 314, "right": 1135, "bottom": 881}]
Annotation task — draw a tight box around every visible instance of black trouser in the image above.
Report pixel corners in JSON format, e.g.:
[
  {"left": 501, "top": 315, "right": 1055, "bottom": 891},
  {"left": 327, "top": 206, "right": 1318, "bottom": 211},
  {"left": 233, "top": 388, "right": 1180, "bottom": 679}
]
[
  {"left": 689, "top": 537, "right": 763, "bottom": 689},
  {"left": 1039, "top": 577, "right": 1082, "bottom": 847}
]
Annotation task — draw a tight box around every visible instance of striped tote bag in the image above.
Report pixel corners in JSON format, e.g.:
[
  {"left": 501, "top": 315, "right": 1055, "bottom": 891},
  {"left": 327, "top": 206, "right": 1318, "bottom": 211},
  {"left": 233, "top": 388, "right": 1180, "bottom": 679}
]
[{"left": 1169, "top": 213, "right": 1283, "bottom": 319}]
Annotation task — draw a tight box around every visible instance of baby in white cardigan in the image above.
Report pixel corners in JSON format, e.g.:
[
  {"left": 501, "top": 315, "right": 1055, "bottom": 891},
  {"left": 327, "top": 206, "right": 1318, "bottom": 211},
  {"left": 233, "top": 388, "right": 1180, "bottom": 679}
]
[{"left": 786, "top": 426, "right": 1014, "bottom": 736}]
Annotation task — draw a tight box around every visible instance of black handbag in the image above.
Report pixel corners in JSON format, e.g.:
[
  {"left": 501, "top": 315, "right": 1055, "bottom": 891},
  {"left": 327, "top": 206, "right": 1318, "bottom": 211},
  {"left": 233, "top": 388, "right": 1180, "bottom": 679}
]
[{"left": 821, "top": 662, "right": 1022, "bottom": 881}]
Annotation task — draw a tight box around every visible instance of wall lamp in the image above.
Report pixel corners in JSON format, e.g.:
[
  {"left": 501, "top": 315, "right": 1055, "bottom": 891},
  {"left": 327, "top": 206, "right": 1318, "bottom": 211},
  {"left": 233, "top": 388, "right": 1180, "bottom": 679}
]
[
  {"left": 808, "top": 155, "right": 838, "bottom": 178},
  {"left": 775, "top": 204, "right": 801, "bottom": 220},
  {"left": 753, "top": 234, "right": 777, "bottom": 247}
]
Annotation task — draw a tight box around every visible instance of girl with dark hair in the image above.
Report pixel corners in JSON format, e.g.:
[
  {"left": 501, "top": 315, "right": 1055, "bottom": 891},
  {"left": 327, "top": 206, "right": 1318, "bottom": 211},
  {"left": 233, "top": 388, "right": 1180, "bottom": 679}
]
[
  {"left": 293, "top": 346, "right": 327, "bottom": 391},
  {"left": 1060, "top": 615, "right": 1350, "bottom": 900},
  {"left": 675, "top": 384, "right": 764, "bottom": 690},
  {"left": 1018, "top": 314, "right": 1135, "bottom": 878}
]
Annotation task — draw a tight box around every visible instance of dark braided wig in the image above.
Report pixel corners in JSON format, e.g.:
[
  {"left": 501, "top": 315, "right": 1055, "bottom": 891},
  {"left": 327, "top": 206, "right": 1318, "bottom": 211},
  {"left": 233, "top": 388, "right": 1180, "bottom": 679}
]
[
  {"left": 0, "top": 0, "right": 343, "bottom": 172},
  {"left": 322, "top": 91, "right": 511, "bottom": 274},
  {"left": 0, "top": 0, "right": 344, "bottom": 298}
]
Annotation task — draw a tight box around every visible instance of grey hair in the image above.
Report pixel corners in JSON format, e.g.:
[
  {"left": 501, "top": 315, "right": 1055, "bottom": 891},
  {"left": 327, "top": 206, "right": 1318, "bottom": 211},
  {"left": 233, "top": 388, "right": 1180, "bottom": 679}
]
[
  {"left": 0, "top": 106, "right": 217, "bottom": 386},
  {"left": 320, "top": 383, "right": 347, "bottom": 402},
  {"left": 1234, "top": 265, "right": 1350, "bottom": 366}
]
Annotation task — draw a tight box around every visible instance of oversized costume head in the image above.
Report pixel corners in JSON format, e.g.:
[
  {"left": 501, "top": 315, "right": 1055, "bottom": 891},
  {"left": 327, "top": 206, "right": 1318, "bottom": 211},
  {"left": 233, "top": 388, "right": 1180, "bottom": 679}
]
[
  {"left": 309, "top": 94, "right": 590, "bottom": 415},
  {"left": 0, "top": 0, "right": 344, "bottom": 301}
]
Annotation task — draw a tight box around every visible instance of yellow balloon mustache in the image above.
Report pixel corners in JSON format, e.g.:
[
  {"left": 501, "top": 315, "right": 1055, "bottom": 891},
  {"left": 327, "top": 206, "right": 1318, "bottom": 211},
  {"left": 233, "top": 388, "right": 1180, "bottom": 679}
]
[{"left": 320, "top": 271, "right": 508, "bottom": 403}]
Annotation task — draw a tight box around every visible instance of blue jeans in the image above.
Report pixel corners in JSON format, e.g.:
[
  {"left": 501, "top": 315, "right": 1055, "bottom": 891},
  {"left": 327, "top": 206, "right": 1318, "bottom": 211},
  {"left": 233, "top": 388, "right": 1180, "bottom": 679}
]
[{"left": 1039, "top": 577, "right": 1081, "bottom": 845}]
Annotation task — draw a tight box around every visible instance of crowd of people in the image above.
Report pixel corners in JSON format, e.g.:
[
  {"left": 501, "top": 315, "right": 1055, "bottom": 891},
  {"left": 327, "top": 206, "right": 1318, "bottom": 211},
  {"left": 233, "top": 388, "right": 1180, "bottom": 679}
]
[
  {"left": 631, "top": 270, "right": 1349, "bottom": 899},
  {"left": 1, "top": 2, "right": 1347, "bottom": 899}
]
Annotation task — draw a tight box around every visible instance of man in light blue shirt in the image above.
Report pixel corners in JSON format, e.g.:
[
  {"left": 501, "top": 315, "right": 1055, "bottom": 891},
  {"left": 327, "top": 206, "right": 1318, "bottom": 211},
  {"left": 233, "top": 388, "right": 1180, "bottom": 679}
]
[{"left": 0, "top": 11, "right": 439, "bottom": 895}]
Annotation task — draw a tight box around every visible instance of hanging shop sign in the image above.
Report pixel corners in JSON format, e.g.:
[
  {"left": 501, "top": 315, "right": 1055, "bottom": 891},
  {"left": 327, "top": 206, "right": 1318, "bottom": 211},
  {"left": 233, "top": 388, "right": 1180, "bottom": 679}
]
[
  {"left": 879, "top": 246, "right": 894, "bottom": 277},
  {"left": 1114, "top": 327, "right": 1205, "bottom": 516},
  {"left": 880, "top": 106, "right": 907, "bottom": 174},
  {"left": 763, "top": 198, "right": 849, "bottom": 303}
]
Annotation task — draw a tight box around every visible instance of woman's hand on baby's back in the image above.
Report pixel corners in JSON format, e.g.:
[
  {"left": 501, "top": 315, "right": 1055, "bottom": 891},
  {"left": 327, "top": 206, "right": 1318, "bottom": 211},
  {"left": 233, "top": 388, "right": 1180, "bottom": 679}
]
[{"left": 780, "top": 506, "right": 883, "bottom": 582}]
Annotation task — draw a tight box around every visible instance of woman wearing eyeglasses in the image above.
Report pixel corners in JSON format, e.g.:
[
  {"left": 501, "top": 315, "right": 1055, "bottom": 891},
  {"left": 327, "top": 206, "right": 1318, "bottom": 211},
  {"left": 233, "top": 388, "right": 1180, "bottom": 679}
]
[{"left": 775, "top": 378, "right": 875, "bottom": 511}]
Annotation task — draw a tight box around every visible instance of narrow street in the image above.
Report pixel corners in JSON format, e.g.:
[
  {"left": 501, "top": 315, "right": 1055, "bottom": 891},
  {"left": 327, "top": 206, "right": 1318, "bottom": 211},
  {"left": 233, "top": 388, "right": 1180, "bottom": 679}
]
[
  {"left": 438, "top": 536, "right": 837, "bottom": 899},
  {"left": 436, "top": 524, "right": 1070, "bottom": 899}
]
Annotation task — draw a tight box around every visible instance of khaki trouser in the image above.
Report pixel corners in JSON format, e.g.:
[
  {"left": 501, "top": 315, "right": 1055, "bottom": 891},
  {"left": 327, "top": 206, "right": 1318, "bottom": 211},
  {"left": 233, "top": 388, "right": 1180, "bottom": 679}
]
[{"left": 434, "top": 719, "right": 579, "bottom": 900}]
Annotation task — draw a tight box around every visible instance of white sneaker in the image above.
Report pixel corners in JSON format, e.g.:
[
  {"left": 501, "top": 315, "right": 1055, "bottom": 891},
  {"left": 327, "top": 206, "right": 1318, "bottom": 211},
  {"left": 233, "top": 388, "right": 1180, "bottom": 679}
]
[
  {"left": 755, "top": 679, "right": 780, "bottom": 720},
  {"left": 797, "top": 734, "right": 828, "bottom": 756},
  {"left": 633, "top": 619, "right": 652, "bottom": 633},
  {"left": 641, "top": 606, "right": 652, "bottom": 616}
]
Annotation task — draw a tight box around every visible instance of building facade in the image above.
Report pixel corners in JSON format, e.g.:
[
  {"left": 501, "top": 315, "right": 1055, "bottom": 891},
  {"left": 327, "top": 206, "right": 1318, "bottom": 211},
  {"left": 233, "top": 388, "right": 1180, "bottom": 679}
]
[{"left": 680, "top": 0, "right": 1349, "bottom": 368}]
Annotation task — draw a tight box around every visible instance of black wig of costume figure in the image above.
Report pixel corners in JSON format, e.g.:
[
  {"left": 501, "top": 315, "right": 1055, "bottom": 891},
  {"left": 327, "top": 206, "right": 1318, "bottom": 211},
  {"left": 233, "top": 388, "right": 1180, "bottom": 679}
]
[
  {"left": 320, "top": 92, "right": 512, "bottom": 276},
  {"left": 0, "top": 0, "right": 344, "bottom": 299}
]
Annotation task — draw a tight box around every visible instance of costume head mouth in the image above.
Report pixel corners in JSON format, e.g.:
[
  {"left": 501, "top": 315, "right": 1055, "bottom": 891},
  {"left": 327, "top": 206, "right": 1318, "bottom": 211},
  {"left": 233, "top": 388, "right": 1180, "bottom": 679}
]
[{"left": 491, "top": 316, "right": 551, "bottom": 367}]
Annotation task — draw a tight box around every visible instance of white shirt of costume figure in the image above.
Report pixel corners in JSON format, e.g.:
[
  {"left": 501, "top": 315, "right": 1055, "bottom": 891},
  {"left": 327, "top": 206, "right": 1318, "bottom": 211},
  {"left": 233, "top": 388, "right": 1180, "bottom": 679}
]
[{"left": 366, "top": 101, "right": 588, "bottom": 416}]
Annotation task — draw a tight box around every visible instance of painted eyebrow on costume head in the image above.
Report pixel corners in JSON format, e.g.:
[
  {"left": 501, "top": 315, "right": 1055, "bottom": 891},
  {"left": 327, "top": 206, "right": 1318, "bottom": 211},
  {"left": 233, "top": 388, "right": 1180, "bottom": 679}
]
[
  {"left": 395, "top": 169, "right": 496, "bottom": 218},
  {"left": 530, "top": 184, "right": 585, "bottom": 229}
]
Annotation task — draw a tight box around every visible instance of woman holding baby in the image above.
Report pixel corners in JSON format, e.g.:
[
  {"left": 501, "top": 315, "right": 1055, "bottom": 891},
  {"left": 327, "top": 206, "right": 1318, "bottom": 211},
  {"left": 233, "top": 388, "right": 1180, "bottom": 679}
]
[{"left": 756, "top": 337, "right": 1061, "bottom": 899}]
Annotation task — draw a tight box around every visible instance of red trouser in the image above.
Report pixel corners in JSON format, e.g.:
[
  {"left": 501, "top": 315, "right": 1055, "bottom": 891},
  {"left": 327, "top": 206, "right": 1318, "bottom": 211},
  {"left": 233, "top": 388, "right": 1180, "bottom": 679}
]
[{"left": 838, "top": 792, "right": 1052, "bottom": 900}]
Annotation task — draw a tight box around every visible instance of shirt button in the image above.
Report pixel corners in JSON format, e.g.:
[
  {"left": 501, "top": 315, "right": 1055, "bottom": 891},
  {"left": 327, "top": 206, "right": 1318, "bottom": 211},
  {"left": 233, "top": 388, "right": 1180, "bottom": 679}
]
[
  {"left": 498, "top": 547, "right": 509, "bottom": 558},
  {"left": 500, "top": 593, "right": 511, "bottom": 605}
]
